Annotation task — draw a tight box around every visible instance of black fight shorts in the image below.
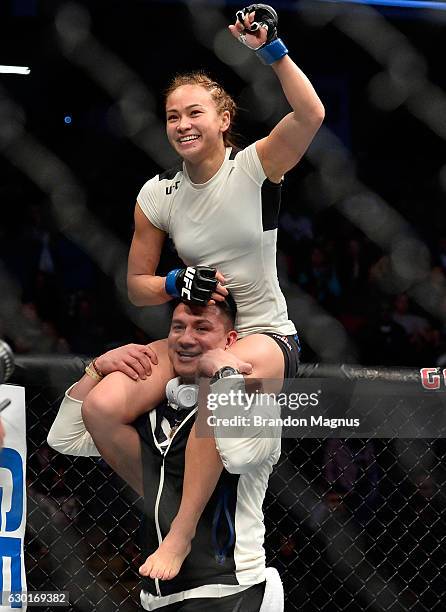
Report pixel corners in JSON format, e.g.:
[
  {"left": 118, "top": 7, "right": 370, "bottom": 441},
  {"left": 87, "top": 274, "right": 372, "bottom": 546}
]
[{"left": 262, "top": 332, "right": 300, "bottom": 381}]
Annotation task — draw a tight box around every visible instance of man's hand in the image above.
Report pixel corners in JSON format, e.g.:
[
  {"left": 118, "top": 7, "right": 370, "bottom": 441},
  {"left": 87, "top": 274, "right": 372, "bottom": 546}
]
[
  {"left": 197, "top": 348, "right": 252, "bottom": 378},
  {"left": 94, "top": 344, "right": 158, "bottom": 381}
]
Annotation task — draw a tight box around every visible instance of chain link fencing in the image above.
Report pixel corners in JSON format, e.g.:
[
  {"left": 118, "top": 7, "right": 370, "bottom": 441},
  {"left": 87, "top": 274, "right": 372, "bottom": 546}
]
[{"left": 13, "top": 356, "right": 446, "bottom": 611}]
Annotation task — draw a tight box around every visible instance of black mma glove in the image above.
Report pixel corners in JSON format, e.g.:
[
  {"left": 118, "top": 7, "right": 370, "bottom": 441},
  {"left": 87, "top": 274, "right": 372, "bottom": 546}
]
[
  {"left": 235, "top": 4, "right": 288, "bottom": 64},
  {"left": 165, "top": 266, "right": 218, "bottom": 306}
]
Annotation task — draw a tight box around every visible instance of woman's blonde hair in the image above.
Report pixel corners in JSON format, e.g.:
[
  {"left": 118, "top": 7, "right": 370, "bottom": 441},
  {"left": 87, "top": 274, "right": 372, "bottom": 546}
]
[{"left": 165, "top": 71, "right": 237, "bottom": 148}]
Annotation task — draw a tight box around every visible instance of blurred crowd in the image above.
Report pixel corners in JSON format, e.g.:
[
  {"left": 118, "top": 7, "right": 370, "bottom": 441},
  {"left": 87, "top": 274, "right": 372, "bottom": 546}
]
[{"left": 279, "top": 209, "right": 446, "bottom": 367}]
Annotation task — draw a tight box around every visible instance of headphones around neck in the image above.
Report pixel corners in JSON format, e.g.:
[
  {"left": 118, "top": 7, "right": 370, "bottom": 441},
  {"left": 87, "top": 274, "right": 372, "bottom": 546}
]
[{"left": 165, "top": 377, "right": 198, "bottom": 409}]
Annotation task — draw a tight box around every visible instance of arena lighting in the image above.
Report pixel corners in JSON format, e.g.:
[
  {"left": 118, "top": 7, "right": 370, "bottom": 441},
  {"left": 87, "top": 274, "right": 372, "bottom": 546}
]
[
  {"left": 315, "top": 0, "right": 446, "bottom": 10},
  {"left": 0, "top": 65, "right": 30, "bottom": 74}
]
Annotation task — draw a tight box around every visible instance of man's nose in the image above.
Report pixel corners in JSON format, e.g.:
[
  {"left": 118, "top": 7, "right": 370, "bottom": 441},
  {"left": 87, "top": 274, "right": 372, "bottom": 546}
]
[{"left": 178, "top": 328, "right": 196, "bottom": 346}]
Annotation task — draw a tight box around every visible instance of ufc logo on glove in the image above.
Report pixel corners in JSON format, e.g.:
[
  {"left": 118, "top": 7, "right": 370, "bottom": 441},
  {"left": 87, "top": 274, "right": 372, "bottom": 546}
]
[{"left": 181, "top": 267, "right": 196, "bottom": 301}]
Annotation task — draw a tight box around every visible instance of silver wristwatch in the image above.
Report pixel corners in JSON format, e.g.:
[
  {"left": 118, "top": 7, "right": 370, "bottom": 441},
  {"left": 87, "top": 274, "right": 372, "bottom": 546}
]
[{"left": 210, "top": 366, "right": 241, "bottom": 384}]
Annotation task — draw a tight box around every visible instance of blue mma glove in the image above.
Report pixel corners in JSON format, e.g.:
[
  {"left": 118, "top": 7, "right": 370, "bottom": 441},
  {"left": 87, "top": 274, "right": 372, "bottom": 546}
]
[{"left": 165, "top": 266, "right": 218, "bottom": 306}]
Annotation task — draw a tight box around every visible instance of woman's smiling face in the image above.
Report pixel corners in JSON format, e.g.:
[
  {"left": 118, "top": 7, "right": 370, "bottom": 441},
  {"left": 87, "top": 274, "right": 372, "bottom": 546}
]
[{"left": 165, "top": 84, "right": 230, "bottom": 163}]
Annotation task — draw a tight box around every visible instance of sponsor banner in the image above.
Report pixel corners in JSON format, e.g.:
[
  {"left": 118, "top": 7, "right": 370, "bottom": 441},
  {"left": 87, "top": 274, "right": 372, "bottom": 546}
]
[
  {"left": 195, "top": 377, "right": 446, "bottom": 438},
  {"left": 0, "top": 385, "right": 27, "bottom": 610}
]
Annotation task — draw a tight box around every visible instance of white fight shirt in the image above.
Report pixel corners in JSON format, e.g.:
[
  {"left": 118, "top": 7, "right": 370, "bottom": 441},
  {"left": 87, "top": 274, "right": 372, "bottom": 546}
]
[{"left": 137, "top": 144, "right": 296, "bottom": 337}]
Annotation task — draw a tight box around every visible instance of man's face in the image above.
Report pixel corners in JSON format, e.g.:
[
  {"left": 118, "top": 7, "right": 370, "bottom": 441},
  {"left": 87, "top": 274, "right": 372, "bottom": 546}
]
[{"left": 168, "top": 303, "right": 236, "bottom": 379}]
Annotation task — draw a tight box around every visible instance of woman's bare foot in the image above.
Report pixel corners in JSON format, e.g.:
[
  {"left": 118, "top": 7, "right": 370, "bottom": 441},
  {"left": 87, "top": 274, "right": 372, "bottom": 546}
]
[{"left": 139, "top": 530, "right": 192, "bottom": 580}]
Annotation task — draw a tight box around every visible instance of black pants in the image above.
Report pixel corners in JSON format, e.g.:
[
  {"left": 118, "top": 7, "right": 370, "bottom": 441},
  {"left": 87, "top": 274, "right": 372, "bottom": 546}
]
[{"left": 159, "top": 582, "right": 266, "bottom": 611}]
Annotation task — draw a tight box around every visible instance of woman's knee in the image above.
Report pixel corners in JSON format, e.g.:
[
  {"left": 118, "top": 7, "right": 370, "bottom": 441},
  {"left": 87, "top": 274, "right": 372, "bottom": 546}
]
[
  {"left": 81, "top": 385, "right": 120, "bottom": 428},
  {"left": 81, "top": 372, "right": 137, "bottom": 425},
  {"left": 82, "top": 366, "right": 173, "bottom": 427}
]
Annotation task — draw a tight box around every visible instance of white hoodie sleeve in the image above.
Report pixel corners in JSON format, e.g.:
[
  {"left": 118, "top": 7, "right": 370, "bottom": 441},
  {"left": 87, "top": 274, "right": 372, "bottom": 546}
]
[
  {"left": 47, "top": 384, "right": 100, "bottom": 457},
  {"left": 210, "top": 376, "right": 281, "bottom": 475}
]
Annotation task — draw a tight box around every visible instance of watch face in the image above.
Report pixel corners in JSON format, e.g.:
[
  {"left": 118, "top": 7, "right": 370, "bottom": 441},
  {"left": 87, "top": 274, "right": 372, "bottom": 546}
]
[
  {"left": 210, "top": 366, "right": 241, "bottom": 385},
  {"left": 220, "top": 367, "right": 239, "bottom": 378}
]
